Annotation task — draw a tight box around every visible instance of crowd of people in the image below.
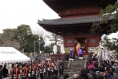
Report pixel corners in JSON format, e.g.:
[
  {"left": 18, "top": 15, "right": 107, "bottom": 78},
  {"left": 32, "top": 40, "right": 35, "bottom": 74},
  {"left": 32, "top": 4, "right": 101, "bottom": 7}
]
[
  {"left": 0, "top": 51, "right": 118, "bottom": 79},
  {"left": 78, "top": 59, "right": 118, "bottom": 79},
  {"left": 64, "top": 46, "right": 118, "bottom": 79},
  {"left": 62, "top": 59, "right": 118, "bottom": 79},
  {"left": 0, "top": 59, "right": 64, "bottom": 79}
]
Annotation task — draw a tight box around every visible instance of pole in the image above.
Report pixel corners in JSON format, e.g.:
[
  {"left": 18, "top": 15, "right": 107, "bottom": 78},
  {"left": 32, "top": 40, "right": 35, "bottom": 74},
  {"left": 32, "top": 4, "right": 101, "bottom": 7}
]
[
  {"left": 34, "top": 41, "right": 35, "bottom": 54},
  {"left": 39, "top": 41, "right": 40, "bottom": 54},
  {"left": 34, "top": 41, "right": 40, "bottom": 56}
]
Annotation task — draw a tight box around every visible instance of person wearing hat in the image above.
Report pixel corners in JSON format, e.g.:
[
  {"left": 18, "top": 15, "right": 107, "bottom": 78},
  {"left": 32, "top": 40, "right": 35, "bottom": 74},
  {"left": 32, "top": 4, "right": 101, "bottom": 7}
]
[{"left": 0, "top": 65, "right": 3, "bottom": 79}]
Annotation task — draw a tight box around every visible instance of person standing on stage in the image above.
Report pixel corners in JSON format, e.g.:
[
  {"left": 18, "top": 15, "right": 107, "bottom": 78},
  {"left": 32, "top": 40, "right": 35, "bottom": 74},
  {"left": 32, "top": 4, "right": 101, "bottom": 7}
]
[
  {"left": 69, "top": 49, "right": 75, "bottom": 61},
  {"left": 78, "top": 47, "right": 83, "bottom": 59},
  {"left": 76, "top": 42, "right": 81, "bottom": 56}
]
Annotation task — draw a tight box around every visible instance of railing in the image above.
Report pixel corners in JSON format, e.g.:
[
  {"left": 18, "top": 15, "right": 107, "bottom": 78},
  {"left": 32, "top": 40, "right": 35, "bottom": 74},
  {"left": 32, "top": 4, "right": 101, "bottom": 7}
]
[
  {"left": 68, "top": 59, "right": 71, "bottom": 69},
  {"left": 50, "top": 54, "right": 69, "bottom": 61}
]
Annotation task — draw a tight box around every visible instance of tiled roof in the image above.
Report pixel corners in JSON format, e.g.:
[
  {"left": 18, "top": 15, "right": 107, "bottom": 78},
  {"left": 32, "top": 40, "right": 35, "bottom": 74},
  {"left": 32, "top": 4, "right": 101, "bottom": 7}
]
[{"left": 38, "top": 15, "right": 114, "bottom": 25}]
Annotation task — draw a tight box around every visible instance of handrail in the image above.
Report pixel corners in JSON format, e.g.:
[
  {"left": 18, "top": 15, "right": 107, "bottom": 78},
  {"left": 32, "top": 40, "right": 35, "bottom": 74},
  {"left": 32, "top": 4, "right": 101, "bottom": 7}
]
[
  {"left": 68, "top": 58, "right": 74, "bottom": 69},
  {"left": 68, "top": 60, "right": 71, "bottom": 69}
]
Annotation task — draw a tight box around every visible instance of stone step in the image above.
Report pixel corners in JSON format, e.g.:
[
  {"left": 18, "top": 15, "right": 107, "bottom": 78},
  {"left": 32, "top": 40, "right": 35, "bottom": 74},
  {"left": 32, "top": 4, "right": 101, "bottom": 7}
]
[
  {"left": 70, "top": 67, "right": 84, "bottom": 70},
  {"left": 59, "top": 76, "right": 73, "bottom": 79},
  {"left": 64, "top": 69, "right": 81, "bottom": 72},
  {"left": 70, "top": 62, "right": 85, "bottom": 66},
  {"left": 70, "top": 60, "right": 85, "bottom": 63},
  {"left": 64, "top": 66, "right": 85, "bottom": 72},
  {"left": 70, "top": 62, "right": 85, "bottom": 64},
  {"left": 64, "top": 68, "right": 83, "bottom": 72},
  {"left": 70, "top": 59, "right": 85, "bottom": 62},
  {"left": 59, "top": 72, "right": 80, "bottom": 79},
  {"left": 70, "top": 64, "right": 85, "bottom": 67},
  {"left": 62, "top": 58, "right": 87, "bottom": 78}
]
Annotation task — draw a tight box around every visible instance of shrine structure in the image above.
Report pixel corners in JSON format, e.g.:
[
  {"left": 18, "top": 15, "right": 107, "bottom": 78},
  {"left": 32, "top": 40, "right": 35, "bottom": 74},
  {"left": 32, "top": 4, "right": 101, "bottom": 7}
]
[{"left": 38, "top": 0, "right": 116, "bottom": 58}]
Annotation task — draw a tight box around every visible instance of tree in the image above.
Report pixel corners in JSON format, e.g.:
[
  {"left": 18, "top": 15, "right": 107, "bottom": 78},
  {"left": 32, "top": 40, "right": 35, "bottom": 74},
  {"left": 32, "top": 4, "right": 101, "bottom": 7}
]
[
  {"left": 50, "top": 33, "right": 62, "bottom": 45},
  {"left": 93, "top": 2, "right": 118, "bottom": 33},
  {"left": 39, "top": 36, "right": 45, "bottom": 51},
  {"left": 101, "top": 36, "right": 118, "bottom": 53},
  {"left": 2, "top": 29, "right": 17, "bottom": 46},
  {"left": 0, "top": 34, "right": 4, "bottom": 44},
  {"left": 44, "top": 46, "right": 52, "bottom": 53},
  {"left": 25, "top": 35, "right": 39, "bottom": 53},
  {"left": 0, "top": 29, "right": 20, "bottom": 49},
  {"left": 16, "top": 24, "right": 39, "bottom": 53},
  {"left": 49, "top": 33, "right": 63, "bottom": 53}
]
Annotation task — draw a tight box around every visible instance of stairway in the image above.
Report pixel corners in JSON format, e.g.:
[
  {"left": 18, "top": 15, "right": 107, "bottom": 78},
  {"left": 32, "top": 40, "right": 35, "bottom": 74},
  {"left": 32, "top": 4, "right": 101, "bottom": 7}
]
[{"left": 59, "top": 56, "right": 87, "bottom": 79}]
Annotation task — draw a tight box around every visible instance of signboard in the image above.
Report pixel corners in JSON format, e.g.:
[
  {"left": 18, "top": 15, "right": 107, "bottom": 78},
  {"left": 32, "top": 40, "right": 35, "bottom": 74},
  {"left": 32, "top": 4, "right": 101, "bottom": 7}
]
[
  {"left": 87, "top": 37, "right": 100, "bottom": 47},
  {"left": 64, "top": 38, "right": 75, "bottom": 47}
]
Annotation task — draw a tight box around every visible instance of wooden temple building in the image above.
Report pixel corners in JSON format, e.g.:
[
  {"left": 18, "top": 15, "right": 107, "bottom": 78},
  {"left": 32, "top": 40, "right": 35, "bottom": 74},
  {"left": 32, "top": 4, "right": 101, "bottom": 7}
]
[{"left": 38, "top": 0, "right": 116, "bottom": 59}]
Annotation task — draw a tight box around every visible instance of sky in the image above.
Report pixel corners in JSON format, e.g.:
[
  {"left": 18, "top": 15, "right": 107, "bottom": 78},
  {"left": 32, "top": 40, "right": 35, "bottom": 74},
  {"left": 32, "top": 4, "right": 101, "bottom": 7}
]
[
  {"left": 0, "top": 0, "right": 59, "bottom": 33},
  {"left": 0, "top": 0, "right": 118, "bottom": 39}
]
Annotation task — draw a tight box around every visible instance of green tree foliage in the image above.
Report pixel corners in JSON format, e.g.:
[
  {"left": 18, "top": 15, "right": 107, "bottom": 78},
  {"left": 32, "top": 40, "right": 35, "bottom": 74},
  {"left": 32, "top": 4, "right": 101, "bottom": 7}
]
[
  {"left": 44, "top": 46, "right": 52, "bottom": 53},
  {"left": 0, "top": 24, "right": 45, "bottom": 53},
  {"left": 33, "top": 36, "right": 45, "bottom": 54},
  {"left": 51, "top": 33, "right": 62, "bottom": 45},
  {"left": 39, "top": 36, "right": 45, "bottom": 51},
  {"left": 1, "top": 29, "right": 18, "bottom": 47},
  {"left": 16, "top": 24, "right": 40, "bottom": 53},
  {"left": 93, "top": 2, "right": 118, "bottom": 33},
  {"left": 25, "top": 35, "right": 39, "bottom": 53},
  {"left": 46, "top": 33, "right": 62, "bottom": 45},
  {"left": 101, "top": 36, "right": 118, "bottom": 53},
  {"left": 0, "top": 34, "right": 4, "bottom": 44}
]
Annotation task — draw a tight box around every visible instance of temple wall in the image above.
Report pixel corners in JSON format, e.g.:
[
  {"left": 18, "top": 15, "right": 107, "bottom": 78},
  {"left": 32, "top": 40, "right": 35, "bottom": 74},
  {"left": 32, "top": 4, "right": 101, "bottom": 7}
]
[
  {"left": 59, "top": 6, "right": 101, "bottom": 17},
  {"left": 63, "top": 35, "right": 101, "bottom": 54}
]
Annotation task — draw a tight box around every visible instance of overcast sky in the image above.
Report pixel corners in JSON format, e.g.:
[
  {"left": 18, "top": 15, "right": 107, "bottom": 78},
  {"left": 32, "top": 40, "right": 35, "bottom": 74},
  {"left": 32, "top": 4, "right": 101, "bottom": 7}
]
[
  {"left": 0, "top": 0, "right": 118, "bottom": 39},
  {"left": 0, "top": 0, "right": 59, "bottom": 33}
]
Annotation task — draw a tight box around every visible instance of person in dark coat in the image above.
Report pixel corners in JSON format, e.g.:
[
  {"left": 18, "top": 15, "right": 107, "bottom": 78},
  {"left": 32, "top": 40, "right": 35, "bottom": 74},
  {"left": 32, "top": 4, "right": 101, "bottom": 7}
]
[
  {"left": 63, "top": 73, "right": 69, "bottom": 79},
  {"left": 59, "top": 59, "right": 64, "bottom": 75},
  {"left": 90, "top": 68, "right": 97, "bottom": 79},
  {"left": 3, "top": 64, "right": 8, "bottom": 78},
  {"left": 80, "top": 68, "right": 88, "bottom": 79},
  {"left": 51, "top": 74, "right": 58, "bottom": 79},
  {"left": 0, "top": 65, "right": 3, "bottom": 79},
  {"left": 69, "top": 49, "right": 75, "bottom": 59},
  {"left": 94, "top": 61, "right": 99, "bottom": 72},
  {"left": 99, "top": 64, "right": 105, "bottom": 72},
  {"left": 44, "top": 75, "right": 51, "bottom": 79}
]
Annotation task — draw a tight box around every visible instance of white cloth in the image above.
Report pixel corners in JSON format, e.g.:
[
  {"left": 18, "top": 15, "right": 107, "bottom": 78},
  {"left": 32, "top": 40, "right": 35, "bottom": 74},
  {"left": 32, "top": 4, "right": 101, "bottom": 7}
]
[
  {"left": 92, "top": 46, "right": 115, "bottom": 61},
  {"left": 53, "top": 45, "right": 57, "bottom": 54},
  {"left": 3, "top": 77, "right": 10, "bottom": 79},
  {"left": 60, "top": 44, "right": 65, "bottom": 54}
]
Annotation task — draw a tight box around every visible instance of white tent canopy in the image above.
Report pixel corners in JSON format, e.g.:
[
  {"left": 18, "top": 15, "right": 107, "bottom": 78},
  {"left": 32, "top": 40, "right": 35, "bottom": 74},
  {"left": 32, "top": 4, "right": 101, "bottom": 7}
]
[{"left": 0, "top": 47, "right": 30, "bottom": 63}]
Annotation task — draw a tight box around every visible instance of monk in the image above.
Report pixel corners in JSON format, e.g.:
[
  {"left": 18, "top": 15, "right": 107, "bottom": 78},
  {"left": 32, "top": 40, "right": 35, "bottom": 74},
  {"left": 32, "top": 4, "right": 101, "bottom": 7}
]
[{"left": 76, "top": 42, "right": 81, "bottom": 56}]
